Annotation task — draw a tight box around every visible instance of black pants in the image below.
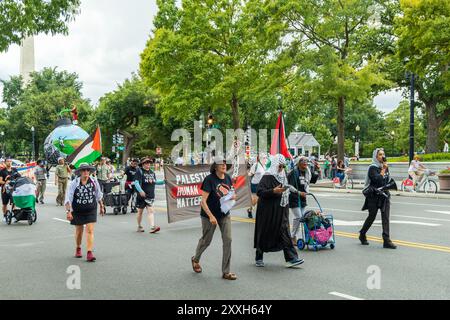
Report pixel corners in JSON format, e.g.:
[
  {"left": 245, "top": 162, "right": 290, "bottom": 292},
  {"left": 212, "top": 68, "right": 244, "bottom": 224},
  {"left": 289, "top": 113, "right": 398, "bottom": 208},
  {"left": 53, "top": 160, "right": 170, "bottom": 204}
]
[
  {"left": 255, "top": 246, "right": 298, "bottom": 262},
  {"left": 360, "top": 200, "right": 391, "bottom": 241},
  {"left": 97, "top": 180, "right": 107, "bottom": 193}
]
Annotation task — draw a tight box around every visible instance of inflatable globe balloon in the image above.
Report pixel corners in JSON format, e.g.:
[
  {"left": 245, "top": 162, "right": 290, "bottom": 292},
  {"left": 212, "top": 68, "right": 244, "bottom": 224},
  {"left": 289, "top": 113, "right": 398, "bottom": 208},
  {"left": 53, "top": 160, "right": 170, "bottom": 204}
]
[{"left": 44, "top": 118, "right": 89, "bottom": 165}]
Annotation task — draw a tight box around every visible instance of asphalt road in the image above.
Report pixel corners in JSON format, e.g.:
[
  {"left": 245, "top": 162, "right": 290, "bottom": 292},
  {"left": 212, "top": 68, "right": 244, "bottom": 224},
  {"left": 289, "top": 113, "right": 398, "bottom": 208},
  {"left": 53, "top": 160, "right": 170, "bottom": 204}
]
[{"left": 1, "top": 178, "right": 449, "bottom": 300}]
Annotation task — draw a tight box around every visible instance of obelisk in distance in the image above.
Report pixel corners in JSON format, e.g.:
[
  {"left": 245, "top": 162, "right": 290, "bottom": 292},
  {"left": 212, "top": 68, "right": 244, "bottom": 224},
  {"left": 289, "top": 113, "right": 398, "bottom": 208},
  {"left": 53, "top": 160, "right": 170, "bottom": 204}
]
[{"left": 20, "top": 36, "right": 35, "bottom": 84}]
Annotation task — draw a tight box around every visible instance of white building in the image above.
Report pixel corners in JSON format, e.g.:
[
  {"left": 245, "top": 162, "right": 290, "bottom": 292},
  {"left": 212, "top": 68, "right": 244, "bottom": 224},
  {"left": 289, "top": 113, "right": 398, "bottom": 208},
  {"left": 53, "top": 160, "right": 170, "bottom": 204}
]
[{"left": 287, "top": 132, "right": 321, "bottom": 157}]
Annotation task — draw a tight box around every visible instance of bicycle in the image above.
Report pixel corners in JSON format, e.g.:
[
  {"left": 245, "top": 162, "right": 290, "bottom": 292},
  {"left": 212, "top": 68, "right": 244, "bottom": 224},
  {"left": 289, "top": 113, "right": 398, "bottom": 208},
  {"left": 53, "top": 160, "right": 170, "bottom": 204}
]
[
  {"left": 401, "top": 169, "right": 438, "bottom": 194},
  {"left": 333, "top": 167, "right": 354, "bottom": 189}
]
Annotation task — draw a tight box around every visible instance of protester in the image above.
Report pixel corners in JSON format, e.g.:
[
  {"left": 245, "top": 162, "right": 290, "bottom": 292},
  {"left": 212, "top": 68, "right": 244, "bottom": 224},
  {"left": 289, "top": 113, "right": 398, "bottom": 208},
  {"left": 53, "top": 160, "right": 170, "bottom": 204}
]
[
  {"left": 444, "top": 139, "right": 449, "bottom": 153},
  {"left": 65, "top": 163, "right": 105, "bottom": 261},
  {"left": 106, "top": 158, "right": 115, "bottom": 178},
  {"left": 360, "top": 148, "right": 397, "bottom": 249},
  {"left": 124, "top": 158, "right": 139, "bottom": 213},
  {"left": 191, "top": 156, "right": 237, "bottom": 280},
  {"left": 324, "top": 155, "right": 331, "bottom": 179},
  {"left": 96, "top": 157, "right": 111, "bottom": 192},
  {"left": 331, "top": 156, "right": 337, "bottom": 179},
  {"left": 336, "top": 160, "right": 346, "bottom": 183},
  {"left": 34, "top": 160, "right": 47, "bottom": 204},
  {"left": 287, "top": 156, "right": 313, "bottom": 246},
  {"left": 247, "top": 154, "right": 265, "bottom": 219},
  {"left": 408, "top": 155, "right": 427, "bottom": 189},
  {"left": 55, "top": 157, "right": 71, "bottom": 206},
  {"left": 0, "top": 158, "right": 19, "bottom": 222},
  {"left": 134, "top": 157, "right": 163, "bottom": 233},
  {"left": 254, "top": 154, "right": 305, "bottom": 268}
]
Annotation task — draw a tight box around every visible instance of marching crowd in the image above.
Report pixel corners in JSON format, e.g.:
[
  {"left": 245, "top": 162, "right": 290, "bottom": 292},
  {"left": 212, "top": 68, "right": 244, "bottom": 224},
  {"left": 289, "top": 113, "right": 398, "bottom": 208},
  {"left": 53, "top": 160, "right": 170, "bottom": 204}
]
[{"left": 0, "top": 149, "right": 398, "bottom": 280}]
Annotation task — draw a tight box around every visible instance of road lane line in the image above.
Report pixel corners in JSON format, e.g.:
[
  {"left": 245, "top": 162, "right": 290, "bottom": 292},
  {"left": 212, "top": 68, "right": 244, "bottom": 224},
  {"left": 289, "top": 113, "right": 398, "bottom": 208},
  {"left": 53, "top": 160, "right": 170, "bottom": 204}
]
[
  {"left": 230, "top": 217, "right": 450, "bottom": 254},
  {"left": 53, "top": 218, "right": 69, "bottom": 224},
  {"left": 393, "top": 215, "right": 450, "bottom": 223},
  {"left": 426, "top": 210, "right": 450, "bottom": 215},
  {"left": 328, "top": 292, "right": 364, "bottom": 300}
]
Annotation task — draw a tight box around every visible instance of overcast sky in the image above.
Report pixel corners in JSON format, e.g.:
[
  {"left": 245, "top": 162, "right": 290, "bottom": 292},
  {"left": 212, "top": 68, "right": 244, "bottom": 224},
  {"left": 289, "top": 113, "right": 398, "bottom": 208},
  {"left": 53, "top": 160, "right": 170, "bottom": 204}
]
[{"left": 0, "top": 0, "right": 403, "bottom": 113}]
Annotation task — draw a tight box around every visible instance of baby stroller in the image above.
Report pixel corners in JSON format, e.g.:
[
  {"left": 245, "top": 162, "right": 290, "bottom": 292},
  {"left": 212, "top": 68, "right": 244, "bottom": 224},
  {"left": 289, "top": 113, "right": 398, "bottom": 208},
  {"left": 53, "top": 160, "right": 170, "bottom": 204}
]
[
  {"left": 297, "top": 193, "right": 335, "bottom": 251},
  {"left": 4, "top": 174, "right": 37, "bottom": 226},
  {"left": 103, "top": 179, "right": 128, "bottom": 215}
]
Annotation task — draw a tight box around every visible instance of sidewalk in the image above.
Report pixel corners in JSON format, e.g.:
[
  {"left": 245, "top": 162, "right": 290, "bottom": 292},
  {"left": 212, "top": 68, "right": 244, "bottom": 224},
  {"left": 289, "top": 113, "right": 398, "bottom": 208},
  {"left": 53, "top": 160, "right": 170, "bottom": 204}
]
[{"left": 311, "top": 179, "right": 450, "bottom": 200}]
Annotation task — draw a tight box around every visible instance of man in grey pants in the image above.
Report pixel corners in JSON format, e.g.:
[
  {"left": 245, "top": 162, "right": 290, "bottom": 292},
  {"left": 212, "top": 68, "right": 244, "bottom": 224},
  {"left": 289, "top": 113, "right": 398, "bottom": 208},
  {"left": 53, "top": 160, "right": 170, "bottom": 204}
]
[
  {"left": 34, "top": 160, "right": 47, "bottom": 204},
  {"left": 191, "top": 156, "right": 237, "bottom": 280}
]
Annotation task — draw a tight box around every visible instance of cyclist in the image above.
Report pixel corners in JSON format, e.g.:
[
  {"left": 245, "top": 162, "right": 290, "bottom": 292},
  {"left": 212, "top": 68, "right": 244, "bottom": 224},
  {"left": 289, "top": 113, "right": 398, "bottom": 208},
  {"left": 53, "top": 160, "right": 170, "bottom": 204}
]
[
  {"left": 124, "top": 158, "right": 139, "bottom": 213},
  {"left": 0, "top": 157, "right": 20, "bottom": 222},
  {"left": 408, "top": 155, "right": 427, "bottom": 189}
]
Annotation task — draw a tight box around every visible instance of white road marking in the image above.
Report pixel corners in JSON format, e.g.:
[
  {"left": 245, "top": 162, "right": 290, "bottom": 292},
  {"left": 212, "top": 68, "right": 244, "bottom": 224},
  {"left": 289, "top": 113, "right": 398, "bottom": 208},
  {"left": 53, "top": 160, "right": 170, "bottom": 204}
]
[
  {"left": 426, "top": 210, "right": 450, "bottom": 216},
  {"left": 333, "top": 219, "right": 439, "bottom": 227},
  {"left": 329, "top": 292, "right": 364, "bottom": 300},
  {"left": 393, "top": 215, "right": 450, "bottom": 223},
  {"left": 53, "top": 218, "right": 70, "bottom": 224}
]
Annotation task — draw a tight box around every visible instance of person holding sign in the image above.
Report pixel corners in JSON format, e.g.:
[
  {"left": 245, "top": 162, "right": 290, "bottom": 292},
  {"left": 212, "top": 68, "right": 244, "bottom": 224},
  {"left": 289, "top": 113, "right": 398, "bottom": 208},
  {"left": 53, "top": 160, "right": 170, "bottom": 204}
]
[
  {"left": 134, "top": 158, "right": 164, "bottom": 234},
  {"left": 191, "top": 156, "right": 238, "bottom": 280},
  {"left": 65, "top": 163, "right": 105, "bottom": 262}
]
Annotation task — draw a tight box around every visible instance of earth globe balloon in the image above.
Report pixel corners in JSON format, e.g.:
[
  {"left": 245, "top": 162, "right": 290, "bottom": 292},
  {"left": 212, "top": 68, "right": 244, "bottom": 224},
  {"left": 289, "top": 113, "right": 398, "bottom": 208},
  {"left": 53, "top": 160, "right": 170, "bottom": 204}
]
[{"left": 44, "top": 118, "right": 89, "bottom": 165}]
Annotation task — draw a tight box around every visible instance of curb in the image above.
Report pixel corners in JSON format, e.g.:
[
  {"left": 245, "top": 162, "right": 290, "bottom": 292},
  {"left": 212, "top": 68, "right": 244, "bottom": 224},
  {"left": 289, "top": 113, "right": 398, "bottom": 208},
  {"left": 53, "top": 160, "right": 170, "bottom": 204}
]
[{"left": 309, "top": 187, "right": 450, "bottom": 200}]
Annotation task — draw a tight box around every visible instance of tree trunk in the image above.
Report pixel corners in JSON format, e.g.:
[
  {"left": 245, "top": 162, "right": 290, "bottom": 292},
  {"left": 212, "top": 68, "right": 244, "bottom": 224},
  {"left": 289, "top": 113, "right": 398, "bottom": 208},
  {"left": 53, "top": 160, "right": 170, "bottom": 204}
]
[
  {"left": 337, "top": 96, "right": 345, "bottom": 161},
  {"left": 231, "top": 94, "right": 240, "bottom": 130},
  {"left": 122, "top": 135, "right": 136, "bottom": 167},
  {"left": 425, "top": 101, "right": 439, "bottom": 153}
]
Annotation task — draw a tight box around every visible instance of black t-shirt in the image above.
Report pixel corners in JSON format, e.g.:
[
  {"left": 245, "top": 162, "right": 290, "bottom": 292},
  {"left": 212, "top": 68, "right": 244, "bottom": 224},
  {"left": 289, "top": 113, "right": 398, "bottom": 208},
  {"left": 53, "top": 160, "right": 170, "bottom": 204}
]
[
  {"left": 125, "top": 166, "right": 138, "bottom": 182},
  {"left": 288, "top": 169, "right": 308, "bottom": 208},
  {"left": 200, "top": 173, "right": 233, "bottom": 219},
  {"left": 0, "top": 168, "right": 19, "bottom": 191},
  {"left": 134, "top": 168, "right": 157, "bottom": 199},
  {"left": 72, "top": 179, "right": 97, "bottom": 214}
]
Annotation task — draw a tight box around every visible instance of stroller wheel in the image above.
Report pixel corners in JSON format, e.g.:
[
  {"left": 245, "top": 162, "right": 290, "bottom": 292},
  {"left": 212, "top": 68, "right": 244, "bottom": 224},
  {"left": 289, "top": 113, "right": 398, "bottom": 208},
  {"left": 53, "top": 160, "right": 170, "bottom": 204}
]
[
  {"left": 28, "top": 213, "right": 33, "bottom": 225},
  {"left": 6, "top": 210, "right": 12, "bottom": 225},
  {"left": 313, "top": 245, "right": 318, "bottom": 251},
  {"left": 330, "top": 243, "right": 335, "bottom": 250},
  {"left": 113, "top": 207, "right": 119, "bottom": 215},
  {"left": 297, "top": 239, "right": 305, "bottom": 251},
  {"left": 122, "top": 206, "right": 127, "bottom": 215}
]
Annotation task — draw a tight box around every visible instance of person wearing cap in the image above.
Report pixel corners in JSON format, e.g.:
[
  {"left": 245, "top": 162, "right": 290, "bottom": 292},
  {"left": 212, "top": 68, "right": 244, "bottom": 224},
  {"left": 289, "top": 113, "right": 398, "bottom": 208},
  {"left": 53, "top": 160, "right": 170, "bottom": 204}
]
[
  {"left": 254, "top": 154, "right": 305, "bottom": 268},
  {"left": 134, "top": 157, "right": 164, "bottom": 233},
  {"left": 34, "top": 160, "right": 47, "bottom": 204},
  {"left": 0, "top": 157, "right": 20, "bottom": 223},
  {"left": 191, "top": 156, "right": 238, "bottom": 280},
  {"left": 55, "top": 157, "right": 71, "bottom": 206},
  {"left": 95, "top": 157, "right": 111, "bottom": 192},
  {"left": 65, "top": 163, "right": 105, "bottom": 262}
]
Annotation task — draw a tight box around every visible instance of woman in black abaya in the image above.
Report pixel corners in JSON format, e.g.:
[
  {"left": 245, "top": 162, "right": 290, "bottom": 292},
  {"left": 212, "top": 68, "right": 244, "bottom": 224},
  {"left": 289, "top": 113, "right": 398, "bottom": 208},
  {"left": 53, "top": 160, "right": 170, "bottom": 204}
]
[{"left": 254, "top": 154, "right": 305, "bottom": 268}]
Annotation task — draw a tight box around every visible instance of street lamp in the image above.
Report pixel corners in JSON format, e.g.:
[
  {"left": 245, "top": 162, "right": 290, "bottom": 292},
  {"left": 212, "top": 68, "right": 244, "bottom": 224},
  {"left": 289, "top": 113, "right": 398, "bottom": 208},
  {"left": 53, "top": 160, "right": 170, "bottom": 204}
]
[
  {"left": 31, "top": 126, "right": 35, "bottom": 161},
  {"left": 406, "top": 71, "right": 415, "bottom": 163}
]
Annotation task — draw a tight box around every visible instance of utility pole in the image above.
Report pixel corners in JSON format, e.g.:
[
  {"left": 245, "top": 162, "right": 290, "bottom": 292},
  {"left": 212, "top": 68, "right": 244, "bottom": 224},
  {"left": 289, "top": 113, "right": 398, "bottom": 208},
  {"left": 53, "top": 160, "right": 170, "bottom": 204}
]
[{"left": 409, "top": 73, "right": 415, "bottom": 164}]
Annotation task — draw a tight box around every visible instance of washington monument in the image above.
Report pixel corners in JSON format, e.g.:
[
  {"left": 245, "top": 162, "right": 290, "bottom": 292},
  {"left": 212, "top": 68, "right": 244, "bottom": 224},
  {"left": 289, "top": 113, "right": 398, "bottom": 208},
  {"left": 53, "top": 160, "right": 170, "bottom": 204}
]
[{"left": 20, "top": 36, "right": 35, "bottom": 84}]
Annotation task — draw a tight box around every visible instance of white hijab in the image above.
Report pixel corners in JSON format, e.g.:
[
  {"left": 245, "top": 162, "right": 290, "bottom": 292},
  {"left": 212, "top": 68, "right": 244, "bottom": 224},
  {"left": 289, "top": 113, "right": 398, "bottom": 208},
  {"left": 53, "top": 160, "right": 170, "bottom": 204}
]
[{"left": 266, "top": 154, "right": 291, "bottom": 207}]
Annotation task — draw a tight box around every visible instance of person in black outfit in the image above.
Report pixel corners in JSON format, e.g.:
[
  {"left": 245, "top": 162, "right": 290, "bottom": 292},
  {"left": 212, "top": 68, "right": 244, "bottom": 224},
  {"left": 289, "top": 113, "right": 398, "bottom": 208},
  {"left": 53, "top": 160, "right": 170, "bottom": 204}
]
[
  {"left": 360, "top": 148, "right": 397, "bottom": 249},
  {"left": 124, "top": 158, "right": 139, "bottom": 213},
  {"left": 0, "top": 158, "right": 19, "bottom": 221}
]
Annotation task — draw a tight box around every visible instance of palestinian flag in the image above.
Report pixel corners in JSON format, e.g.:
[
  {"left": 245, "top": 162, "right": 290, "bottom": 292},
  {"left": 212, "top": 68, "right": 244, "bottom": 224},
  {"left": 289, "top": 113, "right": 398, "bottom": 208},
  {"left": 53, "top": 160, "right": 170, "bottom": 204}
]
[
  {"left": 270, "top": 111, "right": 292, "bottom": 159},
  {"left": 12, "top": 177, "right": 36, "bottom": 210},
  {"left": 67, "top": 126, "right": 102, "bottom": 168}
]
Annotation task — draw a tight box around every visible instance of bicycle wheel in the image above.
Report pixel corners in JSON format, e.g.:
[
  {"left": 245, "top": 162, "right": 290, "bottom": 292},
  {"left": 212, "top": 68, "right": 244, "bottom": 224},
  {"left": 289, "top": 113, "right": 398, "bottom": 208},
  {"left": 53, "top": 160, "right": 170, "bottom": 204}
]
[
  {"left": 347, "top": 178, "right": 354, "bottom": 189},
  {"left": 423, "top": 180, "right": 438, "bottom": 194}
]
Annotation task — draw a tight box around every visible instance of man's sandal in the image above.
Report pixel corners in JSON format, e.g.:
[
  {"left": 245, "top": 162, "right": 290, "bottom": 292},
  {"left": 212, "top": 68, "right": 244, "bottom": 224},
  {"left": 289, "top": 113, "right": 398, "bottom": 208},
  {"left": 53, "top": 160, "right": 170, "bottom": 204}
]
[
  {"left": 222, "top": 273, "right": 237, "bottom": 280},
  {"left": 191, "top": 257, "right": 202, "bottom": 273}
]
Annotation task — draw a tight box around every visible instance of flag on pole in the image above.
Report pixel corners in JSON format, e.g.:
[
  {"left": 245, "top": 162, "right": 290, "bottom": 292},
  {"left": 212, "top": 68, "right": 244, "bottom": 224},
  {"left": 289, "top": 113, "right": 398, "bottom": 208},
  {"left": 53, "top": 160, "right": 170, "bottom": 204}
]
[
  {"left": 67, "top": 126, "right": 102, "bottom": 168},
  {"left": 270, "top": 111, "right": 292, "bottom": 159}
]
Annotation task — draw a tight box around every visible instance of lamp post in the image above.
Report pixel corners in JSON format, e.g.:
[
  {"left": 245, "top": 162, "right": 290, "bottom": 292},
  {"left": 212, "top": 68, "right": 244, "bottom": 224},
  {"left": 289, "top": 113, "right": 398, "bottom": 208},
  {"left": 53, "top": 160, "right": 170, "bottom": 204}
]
[
  {"left": 206, "top": 113, "right": 214, "bottom": 163},
  {"left": 406, "top": 72, "right": 415, "bottom": 163},
  {"left": 31, "top": 126, "right": 35, "bottom": 161},
  {"left": 355, "top": 125, "right": 360, "bottom": 159},
  {"left": 391, "top": 131, "right": 396, "bottom": 156}
]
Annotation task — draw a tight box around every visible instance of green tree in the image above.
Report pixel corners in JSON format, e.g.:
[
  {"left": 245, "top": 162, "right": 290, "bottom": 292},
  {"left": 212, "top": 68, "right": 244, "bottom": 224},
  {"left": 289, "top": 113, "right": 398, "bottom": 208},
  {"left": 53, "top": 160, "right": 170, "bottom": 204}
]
[
  {"left": 268, "top": 0, "right": 392, "bottom": 161},
  {"left": 140, "top": 0, "right": 284, "bottom": 130},
  {"left": 1, "top": 67, "right": 92, "bottom": 158},
  {"left": 394, "top": 0, "right": 450, "bottom": 153},
  {"left": 94, "top": 75, "right": 175, "bottom": 164},
  {"left": 0, "top": 0, "right": 80, "bottom": 52}
]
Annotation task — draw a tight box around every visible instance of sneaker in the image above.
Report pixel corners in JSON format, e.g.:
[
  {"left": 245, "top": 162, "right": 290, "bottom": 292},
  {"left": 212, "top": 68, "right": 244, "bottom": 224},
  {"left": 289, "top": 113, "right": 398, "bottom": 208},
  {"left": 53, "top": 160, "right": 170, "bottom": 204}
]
[
  {"left": 247, "top": 208, "right": 253, "bottom": 219},
  {"left": 86, "top": 251, "right": 96, "bottom": 262},
  {"left": 2, "top": 216, "right": 6, "bottom": 224},
  {"left": 137, "top": 226, "right": 145, "bottom": 233},
  {"left": 255, "top": 260, "right": 265, "bottom": 267},
  {"left": 75, "top": 247, "right": 82, "bottom": 258},
  {"left": 149, "top": 226, "right": 161, "bottom": 234},
  {"left": 286, "top": 258, "right": 305, "bottom": 268}
]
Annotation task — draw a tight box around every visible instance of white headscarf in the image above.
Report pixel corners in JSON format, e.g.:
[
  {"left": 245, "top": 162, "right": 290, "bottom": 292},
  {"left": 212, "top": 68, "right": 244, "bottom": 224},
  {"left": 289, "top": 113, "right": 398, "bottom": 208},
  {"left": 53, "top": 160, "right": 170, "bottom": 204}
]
[{"left": 266, "top": 154, "right": 291, "bottom": 207}]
